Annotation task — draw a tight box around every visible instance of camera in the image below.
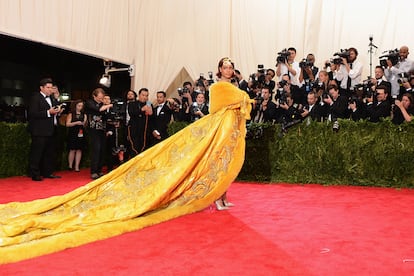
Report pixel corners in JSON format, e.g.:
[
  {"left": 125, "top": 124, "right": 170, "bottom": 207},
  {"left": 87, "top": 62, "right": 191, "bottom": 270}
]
[
  {"left": 108, "top": 99, "right": 124, "bottom": 121},
  {"left": 354, "top": 78, "right": 375, "bottom": 99},
  {"left": 177, "top": 86, "right": 190, "bottom": 103},
  {"left": 53, "top": 102, "right": 67, "bottom": 110},
  {"left": 334, "top": 49, "right": 351, "bottom": 59},
  {"left": 299, "top": 58, "right": 313, "bottom": 68},
  {"left": 332, "top": 49, "right": 350, "bottom": 65},
  {"left": 253, "top": 93, "right": 264, "bottom": 108},
  {"left": 276, "top": 88, "right": 288, "bottom": 105},
  {"left": 276, "top": 48, "right": 290, "bottom": 64},
  {"left": 177, "top": 86, "right": 190, "bottom": 96},
  {"left": 208, "top": 71, "right": 214, "bottom": 85},
  {"left": 379, "top": 49, "right": 399, "bottom": 67},
  {"left": 397, "top": 72, "right": 410, "bottom": 84},
  {"left": 278, "top": 79, "right": 288, "bottom": 88}
]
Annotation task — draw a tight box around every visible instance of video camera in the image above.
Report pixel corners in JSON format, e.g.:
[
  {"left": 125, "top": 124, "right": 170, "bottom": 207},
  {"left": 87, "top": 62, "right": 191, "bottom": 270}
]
[
  {"left": 331, "top": 49, "right": 351, "bottom": 65},
  {"left": 379, "top": 49, "right": 399, "bottom": 67},
  {"left": 276, "top": 48, "right": 290, "bottom": 64},
  {"left": 108, "top": 99, "right": 124, "bottom": 121}
]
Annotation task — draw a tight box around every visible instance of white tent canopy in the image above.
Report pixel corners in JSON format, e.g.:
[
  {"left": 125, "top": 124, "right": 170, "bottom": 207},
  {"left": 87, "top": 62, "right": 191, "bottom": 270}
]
[{"left": 1, "top": 0, "right": 413, "bottom": 98}]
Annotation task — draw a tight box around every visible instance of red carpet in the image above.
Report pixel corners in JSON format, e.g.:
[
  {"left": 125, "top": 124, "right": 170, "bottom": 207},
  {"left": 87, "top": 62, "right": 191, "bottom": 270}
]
[{"left": 1, "top": 170, "right": 414, "bottom": 275}]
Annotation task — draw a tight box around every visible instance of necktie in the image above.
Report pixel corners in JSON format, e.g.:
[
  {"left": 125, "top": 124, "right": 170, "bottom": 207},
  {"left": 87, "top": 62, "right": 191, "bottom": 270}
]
[{"left": 347, "top": 63, "right": 353, "bottom": 90}]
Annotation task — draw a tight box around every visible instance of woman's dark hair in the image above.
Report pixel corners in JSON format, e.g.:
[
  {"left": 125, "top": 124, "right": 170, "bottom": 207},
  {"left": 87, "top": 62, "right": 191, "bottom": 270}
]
[{"left": 216, "top": 57, "right": 235, "bottom": 79}]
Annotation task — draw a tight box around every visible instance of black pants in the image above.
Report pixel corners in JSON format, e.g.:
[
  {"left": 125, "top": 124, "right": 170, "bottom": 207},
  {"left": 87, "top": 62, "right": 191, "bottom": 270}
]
[
  {"left": 29, "top": 135, "right": 55, "bottom": 177},
  {"left": 88, "top": 129, "right": 106, "bottom": 174}
]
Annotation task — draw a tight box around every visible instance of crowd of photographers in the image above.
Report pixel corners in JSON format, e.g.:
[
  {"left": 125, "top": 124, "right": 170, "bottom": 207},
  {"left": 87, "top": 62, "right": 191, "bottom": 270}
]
[{"left": 243, "top": 46, "right": 414, "bottom": 130}]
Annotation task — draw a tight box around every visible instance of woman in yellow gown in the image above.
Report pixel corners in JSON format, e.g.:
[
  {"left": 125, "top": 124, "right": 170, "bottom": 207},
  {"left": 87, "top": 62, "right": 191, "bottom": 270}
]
[{"left": 0, "top": 57, "right": 253, "bottom": 264}]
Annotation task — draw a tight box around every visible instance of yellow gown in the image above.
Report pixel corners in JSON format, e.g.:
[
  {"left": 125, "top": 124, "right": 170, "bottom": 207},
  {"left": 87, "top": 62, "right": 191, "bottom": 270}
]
[{"left": 0, "top": 81, "right": 253, "bottom": 264}]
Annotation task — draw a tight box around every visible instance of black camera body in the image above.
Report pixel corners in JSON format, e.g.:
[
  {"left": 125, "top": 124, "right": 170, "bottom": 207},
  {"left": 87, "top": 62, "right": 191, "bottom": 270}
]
[
  {"left": 254, "top": 94, "right": 264, "bottom": 108},
  {"left": 332, "top": 49, "right": 350, "bottom": 65},
  {"left": 354, "top": 78, "right": 375, "bottom": 99},
  {"left": 108, "top": 99, "right": 124, "bottom": 121},
  {"left": 299, "top": 58, "right": 313, "bottom": 68},
  {"left": 379, "top": 49, "right": 399, "bottom": 67},
  {"left": 276, "top": 49, "right": 290, "bottom": 64},
  {"left": 177, "top": 87, "right": 190, "bottom": 103},
  {"left": 276, "top": 88, "right": 288, "bottom": 105},
  {"left": 257, "top": 64, "right": 265, "bottom": 74},
  {"left": 397, "top": 72, "right": 410, "bottom": 84},
  {"left": 334, "top": 49, "right": 351, "bottom": 59}
]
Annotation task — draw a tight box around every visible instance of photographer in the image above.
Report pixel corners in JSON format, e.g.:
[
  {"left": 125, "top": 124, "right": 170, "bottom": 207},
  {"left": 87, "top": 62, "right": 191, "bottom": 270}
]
[
  {"left": 234, "top": 69, "right": 248, "bottom": 92},
  {"left": 323, "top": 84, "right": 349, "bottom": 121},
  {"left": 190, "top": 92, "right": 209, "bottom": 122},
  {"left": 263, "top": 68, "right": 276, "bottom": 93},
  {"left": 369, "top": 66, "right": 391, "bottom": 99},
  {"left": 301, "top": 91, "right": 323, "bottom": 122},
  {"left": 85, "top": 88, "right": 113, "bottom": 179},
  {"left": 252, "top": 87, "right": 277, "bottom": 123},
  {"left": 175, "top": 85, "right": 193, "bottom": 122},
  {"left": 279, "top": 93, "right": 302, "bottom": 126},
  {"left": 276, "top": 47, "right": 301, "bottom": 86},
  {"left": 335, "top": 47, "right": 363, "bottom": 99},
  {"left": 392, "top": 93, "right": 414, "bottom": 124},
  {"left": 384, "top": 46, "right": 414, "bottom": 99},
  {"left": 365, "top": 85, "right": 391, "bottom": 123},
  {"left": 278, "top": 73, "right": 306, "bottom": 109},
  {"left": 299, "top": 53, "right": 319, "bottom": 92}
]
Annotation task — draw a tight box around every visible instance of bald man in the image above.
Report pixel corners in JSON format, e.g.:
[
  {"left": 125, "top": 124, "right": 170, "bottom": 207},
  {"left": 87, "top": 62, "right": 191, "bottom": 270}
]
[{"left": 384, "top": 45, "right": 414, "bottom": 99}]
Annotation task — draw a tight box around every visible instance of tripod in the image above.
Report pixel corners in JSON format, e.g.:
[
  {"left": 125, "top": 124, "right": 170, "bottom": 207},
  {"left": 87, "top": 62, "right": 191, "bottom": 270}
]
[{"left": 368, "top": 35, "right": 378, "bottom": 78}]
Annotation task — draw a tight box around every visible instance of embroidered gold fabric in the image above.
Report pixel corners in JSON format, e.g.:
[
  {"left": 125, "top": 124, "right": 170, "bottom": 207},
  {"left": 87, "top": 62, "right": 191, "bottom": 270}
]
[{"left": 0, "top": 81, "right": 253, "bottom": 264}]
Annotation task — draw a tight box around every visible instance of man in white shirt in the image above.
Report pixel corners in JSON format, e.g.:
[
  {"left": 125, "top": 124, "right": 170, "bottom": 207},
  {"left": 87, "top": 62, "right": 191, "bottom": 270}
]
[
  {"left": 276, "top": 47, "right": 301, "bottom": 87},
  {"left": 335, "top": 47, "right": 363, "bottom": 99},
  {"left": 384, "top": 45, "right": 414, "bottom": 99}
]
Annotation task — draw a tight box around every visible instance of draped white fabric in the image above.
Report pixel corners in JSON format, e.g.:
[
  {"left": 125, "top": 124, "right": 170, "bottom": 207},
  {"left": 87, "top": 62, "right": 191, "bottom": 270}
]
[{"left": 0, "top": 0, "right": 413, "bottom": 96}]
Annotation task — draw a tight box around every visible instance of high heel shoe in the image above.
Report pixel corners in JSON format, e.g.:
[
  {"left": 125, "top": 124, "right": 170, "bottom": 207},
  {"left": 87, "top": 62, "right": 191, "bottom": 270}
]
[
  {"left": 215, "top": 200, "right": 229, "bottom": 211},
  {"left": 223, "top": 201, "right": 235, "bottom": 207}
]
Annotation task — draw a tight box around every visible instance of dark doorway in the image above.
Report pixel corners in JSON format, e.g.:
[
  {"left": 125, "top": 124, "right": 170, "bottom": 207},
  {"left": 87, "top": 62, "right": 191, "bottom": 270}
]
[{"left": 0, "top": 34, "right": 131, "bottom": 122}]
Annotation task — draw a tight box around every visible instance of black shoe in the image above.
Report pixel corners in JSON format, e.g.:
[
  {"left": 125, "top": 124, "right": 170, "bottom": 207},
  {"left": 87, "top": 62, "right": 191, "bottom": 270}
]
[
  {"left": 32, "top": 176, "right": 42, "bottom": 181},
  {"left": 43, "top": 174, "right": 62, "bottom": 179}
]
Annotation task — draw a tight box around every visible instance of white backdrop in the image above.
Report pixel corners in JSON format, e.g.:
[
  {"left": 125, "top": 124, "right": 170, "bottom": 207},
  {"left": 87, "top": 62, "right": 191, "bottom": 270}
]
[{"left": 1, "top": 0, "right": 413, "bottom": 97}]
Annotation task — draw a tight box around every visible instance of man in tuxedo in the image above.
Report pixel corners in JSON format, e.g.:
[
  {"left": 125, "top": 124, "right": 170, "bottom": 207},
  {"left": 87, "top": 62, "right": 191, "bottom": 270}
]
[
  {"left": 127, "top": 88, "right": 153, "bottom": 157},
  {"left": 301, "top": 91, "right": 323, "bottom": 122},
  {"left": 323, "top": 84, "right": 349, "bottom": 121},
  {"left": 151, "top": 91, "right": 173, "bottom": 145},
  {"left": 28, "top": 78, "right": 63, "bottom": 181},
  {"left": 366, "top": 85, "right": 391, "bottom": 122}
]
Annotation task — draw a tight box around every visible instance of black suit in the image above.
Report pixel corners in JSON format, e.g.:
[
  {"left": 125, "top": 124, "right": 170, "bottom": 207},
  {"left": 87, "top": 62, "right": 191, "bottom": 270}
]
[
  {"left": 366, "top": 101, "right": 391, "bottom": 122},
  {"left": 152, "top": 102, "right": 173, "bottom": 145},
  {"left": 28, "top": 92, "right": 56, "bottom": 178},
  {"left": 127, "top": 100, "right": 152, "bottom": 157},
  {"left": 302, "top": 103, "right": 323, "bottom": 122},
  {"left": 327, "top": 95, "right": 349, "bottom": 120}
]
